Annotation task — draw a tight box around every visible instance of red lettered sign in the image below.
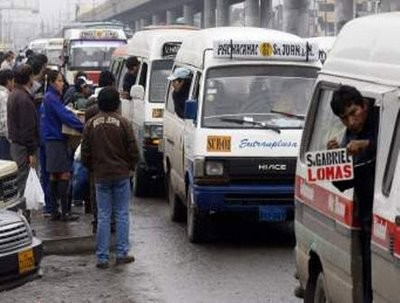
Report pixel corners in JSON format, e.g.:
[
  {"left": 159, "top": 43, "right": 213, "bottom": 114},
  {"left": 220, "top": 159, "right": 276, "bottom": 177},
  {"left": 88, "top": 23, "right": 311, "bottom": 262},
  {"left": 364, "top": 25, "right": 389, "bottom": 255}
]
[{"left": 305, "top": 148, "right": 353, "bottom": 183}]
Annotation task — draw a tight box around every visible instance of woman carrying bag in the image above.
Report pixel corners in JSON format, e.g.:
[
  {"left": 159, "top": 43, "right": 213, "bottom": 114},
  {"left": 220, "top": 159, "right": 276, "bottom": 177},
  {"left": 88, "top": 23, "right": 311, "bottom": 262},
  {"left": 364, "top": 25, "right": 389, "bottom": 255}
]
[{"left": 41, "top": 70, "right": 84, "bottom": 221}]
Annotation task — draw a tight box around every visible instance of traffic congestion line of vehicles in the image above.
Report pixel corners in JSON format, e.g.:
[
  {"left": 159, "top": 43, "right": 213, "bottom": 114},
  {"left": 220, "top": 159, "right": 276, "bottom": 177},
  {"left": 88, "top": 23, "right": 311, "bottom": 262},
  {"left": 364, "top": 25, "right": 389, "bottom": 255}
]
[{"left": 3, "top": 11, "right": 399, "bottom": 302}]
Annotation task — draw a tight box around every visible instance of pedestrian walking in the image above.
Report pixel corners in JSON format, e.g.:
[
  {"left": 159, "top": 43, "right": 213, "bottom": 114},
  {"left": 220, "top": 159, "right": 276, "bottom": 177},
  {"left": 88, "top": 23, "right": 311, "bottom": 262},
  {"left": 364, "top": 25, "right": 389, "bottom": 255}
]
[
  {"left": 0, "top": 69, "right": 14, "bottom": 160},
  {"left": 7, "top": 64, "right": 39, "bottom": 195},
  {"left": 41, "top": 70, "right": 84, "bottom": 221},
  {"left": 81, "top": 87, "right": 139, "bottom": 269}
]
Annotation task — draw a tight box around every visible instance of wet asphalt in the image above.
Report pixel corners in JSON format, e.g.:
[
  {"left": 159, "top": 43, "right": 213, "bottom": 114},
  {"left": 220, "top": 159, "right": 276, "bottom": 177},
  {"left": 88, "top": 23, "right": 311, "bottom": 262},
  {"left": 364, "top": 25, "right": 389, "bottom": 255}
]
[{"left": 0, "top": 195, "right": 301, "bottom": 303}]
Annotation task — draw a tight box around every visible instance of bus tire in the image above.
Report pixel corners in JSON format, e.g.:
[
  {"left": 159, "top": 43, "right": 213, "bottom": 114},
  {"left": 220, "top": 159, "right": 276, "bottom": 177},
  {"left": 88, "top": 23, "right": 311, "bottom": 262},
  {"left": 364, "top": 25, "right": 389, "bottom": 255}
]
[
  {"left": 167, "top": 173, "right": 185, "bottom": 222},
  {"left": 134, "top": 163, "right": 149, "bottom": 197},
  {"left": 187, "top": 188, "right": 208, "bottom": 243}
]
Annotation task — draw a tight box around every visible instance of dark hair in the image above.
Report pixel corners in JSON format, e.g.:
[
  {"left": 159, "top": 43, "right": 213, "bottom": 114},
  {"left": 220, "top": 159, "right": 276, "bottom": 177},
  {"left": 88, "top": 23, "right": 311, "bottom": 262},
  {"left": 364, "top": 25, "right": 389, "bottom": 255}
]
[
  {"left": 5, "top": 51, "right": 14, "bottom": 60},
  {"left": 14, "top": 64, "right": 33, "bottom": 85},
  {"left": 98, "top": 70, "right": 115, "bottom": 87},
  {"left": 125, "top": 56, "right": 139, "bottom": 69},
  {"left": 331, "top": 85, "right": 364, "bottom": 116},
  {"left": 25, "top": 49, "right": 34, "bottom": 58},
  {"left": 47, "top": 70, "right": 61, "bottom": 84},
  {"left": 98, "top": 87, "right": 120, "bottom": 112},
  {"left": 75, "top": 77, "right": 88, "bottom": 91},
  {"left": 28, "top": 53, "right": 48, "bottom": 75},
  {"left": 0, "top": 69, "right": 14, "bottom": 86}
]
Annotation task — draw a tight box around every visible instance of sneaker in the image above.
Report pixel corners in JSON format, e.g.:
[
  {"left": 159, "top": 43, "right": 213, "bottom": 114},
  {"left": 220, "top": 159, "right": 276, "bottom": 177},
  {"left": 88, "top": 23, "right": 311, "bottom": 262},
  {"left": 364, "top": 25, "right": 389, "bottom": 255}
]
[
  {"left": 115, "top": 255, "right": 135, "bottom": 265},
  {"left": 96, "top": 262, "right": 109, "bottom": 269},
  {"left": 61, "top": 213, "right": 79, "bottom": 222}
]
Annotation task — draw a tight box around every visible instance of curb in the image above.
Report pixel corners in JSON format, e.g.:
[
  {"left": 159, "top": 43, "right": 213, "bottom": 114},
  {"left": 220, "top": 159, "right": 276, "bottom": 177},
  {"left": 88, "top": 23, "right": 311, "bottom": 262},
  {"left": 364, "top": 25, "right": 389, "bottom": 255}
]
[
  {"left": 42, "top": 235, "right": 116, "bottom": 255},
  {"left": 42, "top": 235, "right": 95, "bottom": 255}
]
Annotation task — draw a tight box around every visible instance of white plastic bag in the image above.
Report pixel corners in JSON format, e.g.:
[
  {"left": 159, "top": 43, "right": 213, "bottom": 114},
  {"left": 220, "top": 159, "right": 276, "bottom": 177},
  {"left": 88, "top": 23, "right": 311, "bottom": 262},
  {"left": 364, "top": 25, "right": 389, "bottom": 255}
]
[{"left": 23, "top": 168, "right": 45, "bottom": 210}]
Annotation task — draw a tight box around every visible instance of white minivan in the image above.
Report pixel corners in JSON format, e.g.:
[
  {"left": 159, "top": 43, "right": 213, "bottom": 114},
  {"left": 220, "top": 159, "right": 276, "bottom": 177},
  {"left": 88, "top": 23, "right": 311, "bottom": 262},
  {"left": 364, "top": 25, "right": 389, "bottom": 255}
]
[
  {"left": 113, "top": 26, "right": 197, "bottom": 196},
  {"left": 295, "top": 12, "right": 400, "bottom": 303},
  {"left": 163, "top": 27, "right": 321, "bottom": 242}
]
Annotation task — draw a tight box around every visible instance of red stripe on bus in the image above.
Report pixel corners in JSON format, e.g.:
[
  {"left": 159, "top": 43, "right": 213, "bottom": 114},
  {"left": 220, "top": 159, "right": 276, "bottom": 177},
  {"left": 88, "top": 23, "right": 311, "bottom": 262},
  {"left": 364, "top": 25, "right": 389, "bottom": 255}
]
[
  {"left": 371, "top": 214, "right": 400, "bottom": 258},
  {"left": 295, "top": 176, "right": 360, "bottom": 228}
]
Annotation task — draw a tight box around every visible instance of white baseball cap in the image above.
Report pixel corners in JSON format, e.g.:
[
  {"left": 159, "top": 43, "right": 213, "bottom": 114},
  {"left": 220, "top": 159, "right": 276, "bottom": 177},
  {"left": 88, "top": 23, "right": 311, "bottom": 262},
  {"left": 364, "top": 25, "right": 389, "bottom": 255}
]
[{"left": 167, "top": 67, "right": 192, "bottom": 81}]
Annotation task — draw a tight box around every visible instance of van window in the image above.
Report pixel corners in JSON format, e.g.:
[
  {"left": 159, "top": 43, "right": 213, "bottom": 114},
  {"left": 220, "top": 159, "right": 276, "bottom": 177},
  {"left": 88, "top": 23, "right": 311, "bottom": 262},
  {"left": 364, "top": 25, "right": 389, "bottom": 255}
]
[
  {"left": 139, "top": 62, "right": 148, "bottom": 89},
  {"left": 149, "top": 60, "right": 173, "bottom": 103},
  {"left": 192, "top": 72, "right": 202, "bottom": 101},
  {"left": 165, "top": 67, "right": 193, "bottom": 118},
  {"left": 165, "top": 81, "right": 174, "bottom": 113},
  {"left": 307, "top": 88, "right": 345, "bottom": 152},
  {"left": 383, "top": 110, "right": 400, "bottom": 196},
  {"left": 118, "top": 65, "right": 128, "bottom": 92},
  {"left": 202, "top": 65, "right": 318, "bottom": 129}
]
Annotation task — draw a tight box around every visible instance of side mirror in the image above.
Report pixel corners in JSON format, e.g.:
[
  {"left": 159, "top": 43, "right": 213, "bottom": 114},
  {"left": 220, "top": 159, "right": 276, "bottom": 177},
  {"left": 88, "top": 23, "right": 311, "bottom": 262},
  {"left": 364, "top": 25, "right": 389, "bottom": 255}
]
[
  {"left": 184, "top": 99, "right": 197, "bottom": 121},
  {"left": 130, "top": 84, "right": 145, "bottom": 100}
]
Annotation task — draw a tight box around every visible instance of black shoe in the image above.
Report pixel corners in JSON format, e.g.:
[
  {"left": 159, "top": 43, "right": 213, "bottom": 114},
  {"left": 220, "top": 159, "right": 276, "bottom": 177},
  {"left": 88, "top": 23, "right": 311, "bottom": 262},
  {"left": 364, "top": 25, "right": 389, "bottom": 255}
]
[
  {"left": 61, "top": 213, "right": 79, "bottom": 222},
  {"left": 96, "top": 262, "right": 109, "bottom": 269},
  {"left": 115, "top": 255, "right": 135, "bottom": 265}
]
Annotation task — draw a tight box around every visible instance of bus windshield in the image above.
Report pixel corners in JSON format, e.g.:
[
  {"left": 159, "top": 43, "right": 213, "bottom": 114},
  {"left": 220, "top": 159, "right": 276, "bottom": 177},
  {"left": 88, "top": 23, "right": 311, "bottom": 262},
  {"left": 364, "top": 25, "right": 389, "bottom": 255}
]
[
  {"left": 70, "top": 40, "right": 125, "bottom": 70},
  {"left": 202, "top": 65, "right": 318, "bottom": 129}
]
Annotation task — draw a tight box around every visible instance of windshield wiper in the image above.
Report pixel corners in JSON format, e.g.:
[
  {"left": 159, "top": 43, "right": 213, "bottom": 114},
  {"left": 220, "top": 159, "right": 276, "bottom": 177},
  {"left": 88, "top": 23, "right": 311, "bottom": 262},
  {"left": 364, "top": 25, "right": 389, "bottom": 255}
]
[
  {"left": 218, "top": 117, "right": 281, "bottom": 134},
  {"left": 270, "top": 110, "right": 305, "bottom": 120}
]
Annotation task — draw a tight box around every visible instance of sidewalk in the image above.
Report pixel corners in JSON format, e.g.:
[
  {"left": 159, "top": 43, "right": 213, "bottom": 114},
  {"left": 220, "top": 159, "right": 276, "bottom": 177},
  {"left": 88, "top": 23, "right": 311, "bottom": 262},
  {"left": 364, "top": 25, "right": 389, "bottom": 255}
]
[{"left": 30, "top": 206, "right": 95, "bottom": 255}]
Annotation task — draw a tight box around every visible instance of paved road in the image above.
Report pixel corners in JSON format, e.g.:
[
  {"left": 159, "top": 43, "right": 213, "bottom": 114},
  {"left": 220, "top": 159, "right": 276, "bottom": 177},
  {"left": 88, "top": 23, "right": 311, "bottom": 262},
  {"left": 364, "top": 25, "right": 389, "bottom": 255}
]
[{"left": 0, "top": 196, "right": 301, "bottom": 303}]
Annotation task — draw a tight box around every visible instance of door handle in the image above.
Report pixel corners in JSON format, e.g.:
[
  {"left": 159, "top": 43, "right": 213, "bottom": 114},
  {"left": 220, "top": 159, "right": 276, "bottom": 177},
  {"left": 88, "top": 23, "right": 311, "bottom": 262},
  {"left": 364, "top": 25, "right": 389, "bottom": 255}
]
[{"left": 166, "top": 138, "right": 174, "bottom": 145}]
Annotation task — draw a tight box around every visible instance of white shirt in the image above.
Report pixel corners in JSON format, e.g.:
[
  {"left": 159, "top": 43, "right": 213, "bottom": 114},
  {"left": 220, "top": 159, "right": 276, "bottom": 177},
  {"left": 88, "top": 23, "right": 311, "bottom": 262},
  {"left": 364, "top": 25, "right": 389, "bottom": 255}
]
[{"left": 0, "top": 85, "right": 9, "bottom": 138}]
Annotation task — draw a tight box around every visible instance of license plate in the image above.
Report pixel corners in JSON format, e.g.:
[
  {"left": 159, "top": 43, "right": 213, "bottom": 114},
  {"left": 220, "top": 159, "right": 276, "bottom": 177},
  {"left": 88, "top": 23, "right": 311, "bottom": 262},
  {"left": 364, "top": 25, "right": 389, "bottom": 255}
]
[
  {"left": 18, "top": 249, "right": 35, "bottom": 274},
  {"left": 259, "top": 206, "right": 286, "bottom": 222},
  {"left": 207, "top": 136, "right": 231, "bottom": 152}
]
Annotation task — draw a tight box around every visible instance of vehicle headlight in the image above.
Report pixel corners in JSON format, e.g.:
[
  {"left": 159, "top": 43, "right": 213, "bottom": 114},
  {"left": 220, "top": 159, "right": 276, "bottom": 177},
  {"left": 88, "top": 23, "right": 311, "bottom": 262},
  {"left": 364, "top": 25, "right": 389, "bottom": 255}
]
[{"left": 205, "top": 161, "right": 224, "bottom": 176}]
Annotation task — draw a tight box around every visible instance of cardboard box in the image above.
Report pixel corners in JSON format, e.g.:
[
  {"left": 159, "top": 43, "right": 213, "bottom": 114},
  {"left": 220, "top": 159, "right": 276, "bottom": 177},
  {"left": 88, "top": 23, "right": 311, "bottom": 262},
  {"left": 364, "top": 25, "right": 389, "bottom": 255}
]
[{"left": 62, "top": 110, "right": 85, "bottom": 137}]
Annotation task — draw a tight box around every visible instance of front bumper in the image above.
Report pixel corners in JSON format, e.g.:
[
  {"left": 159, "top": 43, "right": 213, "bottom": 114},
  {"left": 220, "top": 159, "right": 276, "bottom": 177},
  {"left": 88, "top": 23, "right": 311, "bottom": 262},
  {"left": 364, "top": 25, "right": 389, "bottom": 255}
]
[
  {"left": 192, "top": 183, "right": 294, "bottom": 221},
  {"left": 0, "top": 236, "right": 43, "bottom": 290}
]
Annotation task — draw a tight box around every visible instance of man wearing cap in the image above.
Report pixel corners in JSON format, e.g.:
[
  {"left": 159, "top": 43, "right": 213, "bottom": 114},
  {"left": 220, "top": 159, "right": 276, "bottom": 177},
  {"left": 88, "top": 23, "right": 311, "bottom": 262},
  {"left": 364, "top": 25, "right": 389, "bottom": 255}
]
[
  {"left": 168, "top": 67, "right": 192, "bottom": 119},
  {"left": 70, "top": 76, "right": 93, "bottom": 110}
]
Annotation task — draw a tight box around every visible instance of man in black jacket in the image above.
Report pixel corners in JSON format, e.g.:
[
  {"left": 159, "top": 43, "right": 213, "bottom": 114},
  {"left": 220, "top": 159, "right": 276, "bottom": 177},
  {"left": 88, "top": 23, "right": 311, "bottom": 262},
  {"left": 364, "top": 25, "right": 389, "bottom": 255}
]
[
  {"left": 327, "top": 85, "right": 377, "bottom": 303},
  {"left": 7, "top": 64, "right": 38, "bottom": 195}
]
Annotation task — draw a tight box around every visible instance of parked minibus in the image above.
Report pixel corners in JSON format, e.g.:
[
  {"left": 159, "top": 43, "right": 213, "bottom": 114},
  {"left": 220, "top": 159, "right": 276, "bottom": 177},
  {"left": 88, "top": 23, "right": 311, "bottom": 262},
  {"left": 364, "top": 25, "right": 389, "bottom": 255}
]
[
  {"left": 112, "top": 25, "right": 197, "bottom": 197},
  {"left": 163, "top": 27, "right": 321, "bottom": 242},
  {"left": 295, "top": 12, "right": 400, "bottom": 303}
]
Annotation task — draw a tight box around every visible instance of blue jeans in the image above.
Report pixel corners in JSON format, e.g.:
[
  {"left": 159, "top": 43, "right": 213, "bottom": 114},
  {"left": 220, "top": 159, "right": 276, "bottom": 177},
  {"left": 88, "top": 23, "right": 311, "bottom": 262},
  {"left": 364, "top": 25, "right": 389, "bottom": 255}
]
[{"left": 95, "top": 178, "right": 131, "bottom": 263}]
